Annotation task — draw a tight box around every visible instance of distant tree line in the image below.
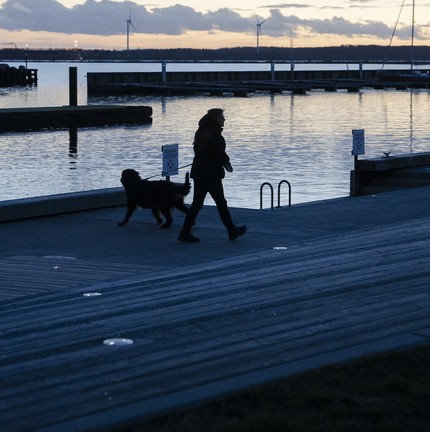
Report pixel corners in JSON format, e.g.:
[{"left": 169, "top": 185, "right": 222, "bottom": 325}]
[{"left": 1, "top": 45, "right": 430, "bottom": 63}]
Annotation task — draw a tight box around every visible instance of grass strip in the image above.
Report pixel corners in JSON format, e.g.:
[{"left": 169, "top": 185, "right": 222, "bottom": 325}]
[{"left": 110, "top": 344, "right": 430, "bottom": 432}]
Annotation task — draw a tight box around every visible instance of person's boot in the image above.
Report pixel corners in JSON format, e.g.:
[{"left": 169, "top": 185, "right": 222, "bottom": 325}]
[
  {"left": 228, "top": 225, "right": 247, "bottom": 241},
  {"left": 177, "top": 230, "right": 200, "bottom": 243}
]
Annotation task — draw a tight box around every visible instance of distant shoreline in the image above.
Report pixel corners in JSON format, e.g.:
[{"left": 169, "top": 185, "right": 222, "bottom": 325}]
[{"left": 1, "top": 45, "right": 430, "bottom": 64}]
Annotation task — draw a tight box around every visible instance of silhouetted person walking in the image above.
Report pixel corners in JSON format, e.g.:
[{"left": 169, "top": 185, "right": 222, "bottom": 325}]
[{"left": 178, "top": 108, "right": 247, "bottom": 243}]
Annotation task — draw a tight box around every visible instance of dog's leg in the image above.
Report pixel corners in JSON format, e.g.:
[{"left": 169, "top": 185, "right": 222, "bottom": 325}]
[
  {"left": 151, "top": 207, "right": 164, "bottom": 226},
  {"left": 118, "top": 203, "right": 136, "bottom": 226},
  {"left": 172, "top": 198, "right": 196, "bottom": 225},
  {"left": 160, "top": 208, "right": 173, "bottom": 229},
  {"left": 171, "top": 193, "right": 189, "bottom": 215},
  {"left": 175, "top": 201, "right": 189, "bottom": 215}
]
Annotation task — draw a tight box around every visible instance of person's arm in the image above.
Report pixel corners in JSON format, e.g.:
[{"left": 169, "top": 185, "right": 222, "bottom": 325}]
[{"left": 208, "top": 134, "right": 229, "bottom": 166}]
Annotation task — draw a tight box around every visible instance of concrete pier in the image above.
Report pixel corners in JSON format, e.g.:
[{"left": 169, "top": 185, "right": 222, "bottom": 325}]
[
  {"left": 351, "top": 151, "right": 430, "bottom": 196},
  {"left": 0, "top": 188, "right": 125, "bottom": 223}
]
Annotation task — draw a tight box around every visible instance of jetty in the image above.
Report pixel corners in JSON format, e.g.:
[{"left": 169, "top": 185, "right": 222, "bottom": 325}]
[
  {"left": 0, "top": 105, "right": 152, "bottom": 133},
  {"left": 0, "top": 67, "right": 152, "bottom": 133},
  {"left": 87, "top": 68, "right": 430, "bottom": 97},
  {"left": 0, "top": 184, "right": 429, "bottom": 431},
  {"left": 351, "top": 152, "right": 430, "bottom": 196}
]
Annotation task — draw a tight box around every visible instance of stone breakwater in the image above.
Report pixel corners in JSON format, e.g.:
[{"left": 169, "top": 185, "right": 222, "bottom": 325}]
[{"left": 0, "top": 63, "right": 37, "bottom": 86}]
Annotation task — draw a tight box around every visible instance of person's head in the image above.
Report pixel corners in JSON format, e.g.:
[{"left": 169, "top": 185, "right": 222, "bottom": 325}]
[
  {"left": 195, "top": 108, "right": 225, "bottom": 147},
  {"left": 206, "top": 108, "right": 225, "bottom": 128}
]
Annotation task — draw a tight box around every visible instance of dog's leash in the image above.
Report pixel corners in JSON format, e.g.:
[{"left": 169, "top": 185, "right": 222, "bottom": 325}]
[{"left": 143, "top": 163, "right": 193, "bottom": 181}]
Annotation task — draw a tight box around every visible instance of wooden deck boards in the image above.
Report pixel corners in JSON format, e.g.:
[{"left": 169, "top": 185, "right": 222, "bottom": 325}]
[
  {"left": 1, "top": 217, "right": 429, "bottom": 431},
  {"left": 0, "top": 255, "right": 160, "bottom": 301}
]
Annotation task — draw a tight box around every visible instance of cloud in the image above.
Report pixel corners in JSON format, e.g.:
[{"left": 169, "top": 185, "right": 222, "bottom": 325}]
[
  {"left": 0, "top": 0, "right": 420, "bottom": 41},
  {"left": 261, "top": 3, "right": 312, "bottom": 8}
]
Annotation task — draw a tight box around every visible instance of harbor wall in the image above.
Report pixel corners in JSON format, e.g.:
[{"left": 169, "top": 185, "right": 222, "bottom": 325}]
[
  {"left": 0, "top": 188, "right": 126, "bottom": 223},
  {"left": 351, "top": 152, "right": 430, "bottom": 196}
]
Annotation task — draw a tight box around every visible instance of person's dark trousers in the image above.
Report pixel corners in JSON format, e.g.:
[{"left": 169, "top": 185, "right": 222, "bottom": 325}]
[{"left": 182, "top": 179, "right": 234, "bottom": 232}]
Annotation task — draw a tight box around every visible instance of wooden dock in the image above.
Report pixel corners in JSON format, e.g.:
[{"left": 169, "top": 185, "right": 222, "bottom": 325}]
[
  {"left": 0, "top": 105, "right": 152, "bottom": 133},
  {"left": 1, "top": 188, "right": 430, "bottom": 431},
  {"left": 87, "top": 69, "right": 430, "bottom": 97}
]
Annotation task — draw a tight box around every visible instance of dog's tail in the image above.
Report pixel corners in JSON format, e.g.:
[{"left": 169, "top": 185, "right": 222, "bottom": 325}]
[{"left": 172, "top": 171, "right": 191, "bottom": 196}]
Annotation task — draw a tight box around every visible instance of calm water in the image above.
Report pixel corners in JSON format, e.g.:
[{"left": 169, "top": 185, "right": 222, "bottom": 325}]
[{"left": 1, "top": 62, "right": 429, "bottom": 208}]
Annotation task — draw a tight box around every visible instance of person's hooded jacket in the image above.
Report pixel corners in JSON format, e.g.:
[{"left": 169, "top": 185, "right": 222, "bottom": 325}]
[{"left": 190, "top": 113, "right": 230, "bottom": 182}]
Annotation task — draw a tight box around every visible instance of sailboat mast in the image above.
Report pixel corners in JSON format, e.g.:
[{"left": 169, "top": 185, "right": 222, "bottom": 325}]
[{"left": 411, "top": 0, "right": 415, "bottom": 71}]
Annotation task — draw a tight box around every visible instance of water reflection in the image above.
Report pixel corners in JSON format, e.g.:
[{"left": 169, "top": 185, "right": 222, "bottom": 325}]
[
  {"left": 161, "top": 97, "right": 167, "bottom": 114},
  {"left": 69, "top": 127, "right": 78, "bottom": 166},
  {"left": 0, "top": 89, "right": 429, "bottom": 207},
  {"left": 409, "top": 91, "right": 414, "bottom": 153}
]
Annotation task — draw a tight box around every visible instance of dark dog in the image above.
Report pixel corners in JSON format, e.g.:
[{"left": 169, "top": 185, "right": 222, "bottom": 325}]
[{"left": 118, "top": 169, "right": 190, "bottom": 228}]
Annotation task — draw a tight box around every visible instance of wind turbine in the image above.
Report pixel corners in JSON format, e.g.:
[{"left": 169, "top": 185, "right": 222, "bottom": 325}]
[
  {"left": 256, "top": 17, "right": 267, "bottom": 54},
  {"left": 126, "top": 10, "right": 136, "bottom": 55}
]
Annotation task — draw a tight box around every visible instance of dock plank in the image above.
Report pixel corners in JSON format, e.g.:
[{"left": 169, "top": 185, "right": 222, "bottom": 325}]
[{"left": 0, "top": 255, "right": 159, "bottom": 301}]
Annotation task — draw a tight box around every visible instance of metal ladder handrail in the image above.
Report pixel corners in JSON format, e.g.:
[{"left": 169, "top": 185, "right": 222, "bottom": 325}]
[
  {"left": 277, "top": 179, "right": 291, "bottom": 208},
  {"left": 260, "top": 180, "right": 291, "bottom": 209},
  {"left": 260, "top": 182, "right": 274, "bottom": 209}
]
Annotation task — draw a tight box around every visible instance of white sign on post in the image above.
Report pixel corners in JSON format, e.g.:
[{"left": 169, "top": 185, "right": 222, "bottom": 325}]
[
  {"left": 162, "top": 144, "right": 179, "bottom": 177},
  {"left": 351, "top": 129, "right": 365, "bottom": 155}
]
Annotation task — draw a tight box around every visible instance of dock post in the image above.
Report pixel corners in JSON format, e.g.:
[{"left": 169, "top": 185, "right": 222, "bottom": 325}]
[
  {"left": 162, "top": 62, "right": 167, "bottom": 83},
  {"left": 271, "top": 62, "right": 275, "bottom": 81},
  {"left": 69, "top": 67, "right": 78, "bottom": 106},
  {"left": 350, "top": 155, "right": 360, "bottom": 196}
]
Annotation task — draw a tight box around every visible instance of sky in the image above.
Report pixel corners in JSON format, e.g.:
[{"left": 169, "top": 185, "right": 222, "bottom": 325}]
[{"left": 0, "top": 0, "right": 429, "bottom": 50}]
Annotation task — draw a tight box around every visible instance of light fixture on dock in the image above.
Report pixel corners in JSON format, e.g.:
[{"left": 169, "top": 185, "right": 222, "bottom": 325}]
[{"left": 103, "top": 338, "right": 134, "bottom": 346}]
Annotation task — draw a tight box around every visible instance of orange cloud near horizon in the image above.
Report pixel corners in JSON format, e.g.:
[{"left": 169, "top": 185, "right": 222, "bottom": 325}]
[{"left": 2, "top": 28, "right": 422, "bottom": 51}]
